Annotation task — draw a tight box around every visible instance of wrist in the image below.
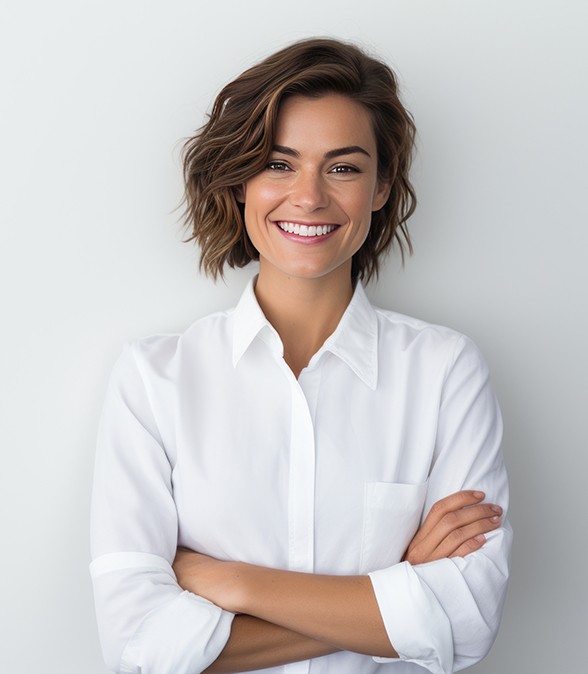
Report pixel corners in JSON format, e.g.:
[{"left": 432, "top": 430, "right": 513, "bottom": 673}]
[{"left": 227, "top": 561, "right": 255, "bottom": 614}]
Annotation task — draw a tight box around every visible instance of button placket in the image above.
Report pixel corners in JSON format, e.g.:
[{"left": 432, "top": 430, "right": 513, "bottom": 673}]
[
  {"left": 283, "top": 371, "right": 316, "bottom": 575},
  {"left": 274, "top": 363, "right": 316, "bottom": 674}
]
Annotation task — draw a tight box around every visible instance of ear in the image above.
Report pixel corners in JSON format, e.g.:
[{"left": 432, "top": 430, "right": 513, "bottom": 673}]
[
  {"left": 371, "top": 179, "right": 392, "bottom": 212},
  {"left": 234, "top": 184, "right": 246, "bottom": 204}
]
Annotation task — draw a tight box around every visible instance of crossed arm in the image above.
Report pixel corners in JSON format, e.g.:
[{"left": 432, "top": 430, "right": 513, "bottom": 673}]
[{"left": 173, "top": 490, "right": 503, "bottom": 673}]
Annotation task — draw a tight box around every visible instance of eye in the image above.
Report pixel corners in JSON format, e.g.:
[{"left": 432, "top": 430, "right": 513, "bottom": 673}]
[
  {"left": 266, "top": 160, "right": 291, "bottom": 172},
  {"left": 329, "top": 164, "right": 360, "bottom": 174}
]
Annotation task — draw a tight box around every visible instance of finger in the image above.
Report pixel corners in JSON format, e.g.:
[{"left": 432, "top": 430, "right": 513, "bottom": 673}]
[
  {"left": 432, "top": 514, "right": 502, "bottom": 560},
  {"left": 405, "top": 504, "right": 502, "bottom": 564},
  {"left": 410, "top": 490, "right": 486, "bottom": 548},
  {"left": 433, "top": 502, "right": 503, "bottom": 540},
  {"left": 450, "top": 534, "right": 487, "bottom": 559}
]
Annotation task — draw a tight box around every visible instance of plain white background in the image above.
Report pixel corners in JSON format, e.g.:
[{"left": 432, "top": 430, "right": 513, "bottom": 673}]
[{"left": 1, "top": 1, "right": 586, "bottom": 672}]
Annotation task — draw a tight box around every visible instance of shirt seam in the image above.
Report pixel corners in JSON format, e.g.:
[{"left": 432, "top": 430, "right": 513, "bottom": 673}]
[
  {"left": 438, "top": 334, "right": 467, "bottom": 413},
  {"left": 127, "top": 341, "right": 171, "bottom": 466}
]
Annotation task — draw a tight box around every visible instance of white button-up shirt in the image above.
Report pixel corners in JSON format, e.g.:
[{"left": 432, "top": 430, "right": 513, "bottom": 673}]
[{"left": 90, "top": 278, "right": 511, "bottom": 674}]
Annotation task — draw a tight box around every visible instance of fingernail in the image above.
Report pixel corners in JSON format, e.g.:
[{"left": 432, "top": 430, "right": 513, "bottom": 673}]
[
  {"left": 491, "top": 505, "right": 502, "bottom": 514},
  {"left": 474, "top": 534, "right": 486, "bottom": 543},
  {"left": 473, "top": 491, "right": 485, "bottom": 499},
  {"left": 490, "top": 515, "right": 501, "bottom": 523}
]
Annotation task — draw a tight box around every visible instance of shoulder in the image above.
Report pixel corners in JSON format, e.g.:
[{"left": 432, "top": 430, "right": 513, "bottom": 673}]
[
  {"left": 372, "top": 305, "right": 487, "bottom": 376},
  {"left": 373, "top": 305, "right": 464, "bottom": 349},
  {"left": 121, "top": 307, "right": 236, "bottom": 379}
]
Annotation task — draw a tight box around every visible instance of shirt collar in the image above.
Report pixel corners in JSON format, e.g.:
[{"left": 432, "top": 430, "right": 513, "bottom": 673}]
[
  {"left": 232, "top": 277, "right": 282, "bottom": 367},
  {"left": 232, "top": 276, "right": 379, "bottom": 389},
  {"left": 316, "top": 281, "right": 378, "bottom": 390}
]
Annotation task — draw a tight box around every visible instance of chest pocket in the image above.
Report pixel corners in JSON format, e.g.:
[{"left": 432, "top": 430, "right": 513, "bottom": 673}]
[{"left": 359, "top": 481, "right": 428, "bottom": 574}]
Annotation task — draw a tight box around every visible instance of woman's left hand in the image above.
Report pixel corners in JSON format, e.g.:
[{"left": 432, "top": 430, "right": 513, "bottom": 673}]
[
  {"left": 403, "top": 490, "right": 502, "bottom": 565},
  {"left": 173, "top": 548, "right": 243, "bottom": 612}
]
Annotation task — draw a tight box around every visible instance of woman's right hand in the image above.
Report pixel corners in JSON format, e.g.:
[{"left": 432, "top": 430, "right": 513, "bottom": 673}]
[{"left": 403, "top": 490, "right": 502, "bottom": 565}]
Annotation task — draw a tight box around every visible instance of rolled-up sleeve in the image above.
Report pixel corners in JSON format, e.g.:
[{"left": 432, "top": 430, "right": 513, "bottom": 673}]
[
  {"left": 90, "top": 344, "right": 234, "bottom": 674},
  {"left": 369, "top": 336, "right": 512, "bottom": 674}
]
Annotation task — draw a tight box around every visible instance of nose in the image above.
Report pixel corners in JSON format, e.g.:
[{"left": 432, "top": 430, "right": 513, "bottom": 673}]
[{"left": 289, "top": 169, "right": 329, "bottom": 212}]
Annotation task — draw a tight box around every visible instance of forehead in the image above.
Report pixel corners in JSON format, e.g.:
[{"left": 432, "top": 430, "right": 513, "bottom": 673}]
[{"left": 274, "top": 94, "right": 376, "bottom": 151}]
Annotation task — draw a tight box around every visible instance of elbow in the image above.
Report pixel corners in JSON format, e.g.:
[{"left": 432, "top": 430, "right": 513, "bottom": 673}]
[
  {"left": 97, "top": 634, "right": 127, "bottom": 674},
  {"left": 94, "top": 615, "right": 139, "bottom": 674},
  {"left": 462, "top": 619, "right": 497, "bottom": 660},
  {"left": 453, "top": 562, "right": 511, "bottom": 668},
  {"left": 94, "top": 590, "right": 235, "bottom": 674},
  {"left": 453, "top": 622, "right": 501, "bottom": 671}
]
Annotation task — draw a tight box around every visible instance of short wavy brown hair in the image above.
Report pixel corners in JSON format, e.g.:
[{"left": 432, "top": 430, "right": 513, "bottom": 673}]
[{"left": 181, "top": 37, "right": 416, "bottom": 282}]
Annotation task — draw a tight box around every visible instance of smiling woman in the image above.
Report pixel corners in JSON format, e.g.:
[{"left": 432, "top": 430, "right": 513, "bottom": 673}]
[
  {"left": 237, "top": 94, "right": 393, "bottom": 376},
  {"left": 181, "top": 38, "right": 416, "bottom": 284},
  {"left": 240, "top": 95, "right": 390, "bottom": 287},
  {"left": 90, "top": 37, "right": 511, "bottom": 674}
]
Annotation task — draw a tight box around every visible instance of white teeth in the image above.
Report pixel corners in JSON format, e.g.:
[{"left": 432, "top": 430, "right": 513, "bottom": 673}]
[{"left": 277, "top": 222, "right": 336, "bottom": 237}]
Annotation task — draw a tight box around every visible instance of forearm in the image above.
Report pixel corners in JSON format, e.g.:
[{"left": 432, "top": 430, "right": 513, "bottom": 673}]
[
  {"left": 174, "top": 488, "right": 503, "bottom": 666},
  {"left": 231, "top": 565, "right": 397, "bottom": 658},
  {"left": 203, "top": 614, "right": 338, "bottom": 673}
]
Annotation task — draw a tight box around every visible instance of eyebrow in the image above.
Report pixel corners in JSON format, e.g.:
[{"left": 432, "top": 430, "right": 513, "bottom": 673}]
[{"left": 272, "top": 144, "right": 371, "bottom": 159}]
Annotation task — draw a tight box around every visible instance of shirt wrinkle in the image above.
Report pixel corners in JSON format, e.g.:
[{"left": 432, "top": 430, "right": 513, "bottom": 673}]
[{"left": 91, "top": 279, "right": 511, "bottom": 674}]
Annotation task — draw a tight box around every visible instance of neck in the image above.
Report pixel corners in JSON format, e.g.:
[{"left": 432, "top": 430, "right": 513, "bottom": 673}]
[{"left": 254, "top": 262, "right": 355, "bottom": 378}]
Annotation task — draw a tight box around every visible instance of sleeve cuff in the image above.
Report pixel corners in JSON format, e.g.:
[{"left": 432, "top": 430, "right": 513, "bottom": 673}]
[
  {"left": 120, "top": 591, "right": 234, "bottom": 674},
  {"left": 368, "top": 562, "right": 453, "bottom": 674}
]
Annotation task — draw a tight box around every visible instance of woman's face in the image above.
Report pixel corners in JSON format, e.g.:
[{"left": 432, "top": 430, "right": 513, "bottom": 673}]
[{"left": 239, "top": 94, "right": 390, "bottom": 283}]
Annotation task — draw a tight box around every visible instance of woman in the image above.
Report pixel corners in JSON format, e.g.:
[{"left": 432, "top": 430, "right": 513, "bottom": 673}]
[{"left": 90, "top": 38, "right": 511, "bottom": 674}]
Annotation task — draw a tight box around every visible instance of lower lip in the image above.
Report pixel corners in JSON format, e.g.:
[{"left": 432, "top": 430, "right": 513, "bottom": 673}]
[{"left": 274, "top": 223, "right": 340, "bottom": 244}]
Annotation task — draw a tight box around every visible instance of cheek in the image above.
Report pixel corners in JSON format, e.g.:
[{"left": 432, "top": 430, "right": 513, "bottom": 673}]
[
  {"left": 347, "top": 190, "right": 377, "bottom": 225},
  {"left": 243, "top": 183, "right": 286, "bottom": 242},
  {"left": 243, "top": 180, "right": 285, "bottom": 212},
  {"left": 337, "top": 180, "right": 377, "bottom": 214}
]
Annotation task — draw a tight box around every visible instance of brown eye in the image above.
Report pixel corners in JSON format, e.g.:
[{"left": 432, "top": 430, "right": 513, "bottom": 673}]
[
  {"left": 266, "top": 161, "right": 291, "bottom": 171},
  {"left": 330, "top": 164, "right": 359, "bottom": 174}
]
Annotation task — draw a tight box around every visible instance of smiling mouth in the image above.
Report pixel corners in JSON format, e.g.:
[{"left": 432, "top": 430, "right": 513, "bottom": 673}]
[{"left": 276, "top": 221, "right": 339, "bottom": 237}]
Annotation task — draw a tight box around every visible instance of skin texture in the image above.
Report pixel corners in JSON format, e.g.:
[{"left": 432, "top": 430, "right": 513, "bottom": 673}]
[
  {"left": 173, "top": 495, "right": 503, "bottom": 670},
  {"left": 237, "top": 94, "right": 390, "bottom": 377},
  {"left": 403, "top": 490, "right": 502, "bottom": 563},
  {"left": 200, "top": 616, "right": 337, "bottom": 673},
  {"left": 239, "top": 94, "right": 390, "bottom": 285},
  {"left": 173, "top": 95, "right": 504, "bottom": 671}
]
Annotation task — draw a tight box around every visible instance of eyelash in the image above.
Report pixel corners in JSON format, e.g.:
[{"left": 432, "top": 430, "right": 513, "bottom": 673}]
[
  {"left": 266, "top": 161, "right": 291, "bottom": 171},
  {"left": 265, "top": 161, "right": 360, "bottom": 174},
  {"left": 330, "top": 164, "right": 359, "bottom": 174}
]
